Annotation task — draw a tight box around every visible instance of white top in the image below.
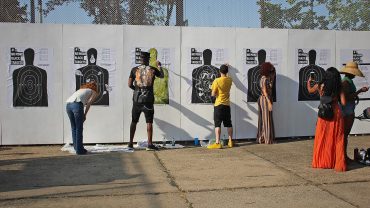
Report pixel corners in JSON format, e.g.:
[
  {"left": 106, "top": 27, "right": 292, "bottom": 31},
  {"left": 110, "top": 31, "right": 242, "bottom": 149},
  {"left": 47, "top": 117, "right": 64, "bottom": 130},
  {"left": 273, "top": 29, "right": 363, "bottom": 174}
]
[{"left": 66, "top": 88, "right": 93, "bottom": 105}]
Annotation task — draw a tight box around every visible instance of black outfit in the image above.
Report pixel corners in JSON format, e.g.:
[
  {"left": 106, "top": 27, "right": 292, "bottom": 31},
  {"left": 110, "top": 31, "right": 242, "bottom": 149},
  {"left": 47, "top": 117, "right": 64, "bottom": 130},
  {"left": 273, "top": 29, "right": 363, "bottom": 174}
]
[
  {"left": 214, "top": 105, "right": 232, "bottom": 128},
  {"left": 129, "top": 65, "right": 161, "bottom": 123}
]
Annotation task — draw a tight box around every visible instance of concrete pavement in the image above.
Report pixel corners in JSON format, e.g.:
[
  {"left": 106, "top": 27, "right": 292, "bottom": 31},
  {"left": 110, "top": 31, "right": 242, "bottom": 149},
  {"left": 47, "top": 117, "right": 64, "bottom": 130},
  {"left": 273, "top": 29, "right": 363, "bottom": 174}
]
[{"left": 1, "top": 136, "right": 370, "bottom": 208}]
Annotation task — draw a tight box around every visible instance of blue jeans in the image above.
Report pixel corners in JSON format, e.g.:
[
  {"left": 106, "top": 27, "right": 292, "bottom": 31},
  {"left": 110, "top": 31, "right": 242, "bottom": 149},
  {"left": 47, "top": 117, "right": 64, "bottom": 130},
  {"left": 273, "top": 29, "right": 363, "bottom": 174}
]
[{"left": 66, "top": 102, "right": 85, "bottom": 154}]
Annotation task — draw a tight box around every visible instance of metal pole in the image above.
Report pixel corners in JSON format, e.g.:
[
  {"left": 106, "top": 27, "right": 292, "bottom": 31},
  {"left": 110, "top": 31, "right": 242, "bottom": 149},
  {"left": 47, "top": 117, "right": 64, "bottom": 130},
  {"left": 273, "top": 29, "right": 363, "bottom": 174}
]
[
  {"left": 175, "top": 0, "right": 184, "bottom": 26},
  {"left": 38, "top": 0, "right": 42, "bottom": 23},
  {"left": 30, "top": 0, "right": 35, "bottom": 23}
]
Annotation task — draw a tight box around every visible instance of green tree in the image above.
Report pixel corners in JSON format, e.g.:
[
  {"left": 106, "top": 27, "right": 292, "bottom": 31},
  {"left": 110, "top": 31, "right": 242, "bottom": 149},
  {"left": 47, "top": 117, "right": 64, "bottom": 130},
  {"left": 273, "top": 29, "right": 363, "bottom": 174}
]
[
  {"left": 258, "top": 0, "right": 329, "bottom": 29},
  {"left": 43, "top": 0, "right": 175, "bottom": 25},
  {"left": 0, "top": 0, "right": 28, "bottom": 23},
  {"left": 325, "top": 0, "right": 370, "bottom": 30}
]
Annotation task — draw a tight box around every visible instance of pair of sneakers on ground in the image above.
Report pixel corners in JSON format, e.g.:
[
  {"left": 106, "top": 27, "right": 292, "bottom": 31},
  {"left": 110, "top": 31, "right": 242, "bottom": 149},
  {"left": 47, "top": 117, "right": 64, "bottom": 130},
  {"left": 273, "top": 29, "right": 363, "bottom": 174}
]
[
  {"left": 127, "top": 143, "right": 159, "bottom": 151},
  {"left": 207, "top": 139, "right": 233, "bottom": 149}
]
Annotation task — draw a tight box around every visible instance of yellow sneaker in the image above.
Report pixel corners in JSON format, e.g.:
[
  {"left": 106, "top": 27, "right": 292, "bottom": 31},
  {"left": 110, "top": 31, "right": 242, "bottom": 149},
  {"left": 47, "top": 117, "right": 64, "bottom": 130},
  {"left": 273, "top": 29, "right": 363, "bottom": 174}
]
[
  {"left": 207, "top": 143, "right": 222, "bottom": 149},
  {"left": 228, "top": 139, "right": 233, "bottom": 148}
]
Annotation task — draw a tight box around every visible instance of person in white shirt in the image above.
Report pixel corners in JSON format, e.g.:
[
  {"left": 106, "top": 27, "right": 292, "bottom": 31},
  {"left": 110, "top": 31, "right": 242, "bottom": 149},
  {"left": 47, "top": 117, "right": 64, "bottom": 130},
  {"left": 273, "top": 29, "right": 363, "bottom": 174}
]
[{"left": 66, "top": 81, "right": 97, "bottom": 155}]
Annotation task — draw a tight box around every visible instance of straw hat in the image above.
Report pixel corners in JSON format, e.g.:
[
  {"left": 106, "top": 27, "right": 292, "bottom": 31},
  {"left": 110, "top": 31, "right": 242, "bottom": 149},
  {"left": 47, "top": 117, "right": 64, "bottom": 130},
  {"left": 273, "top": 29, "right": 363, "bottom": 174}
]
[{"left": 340, "top": 61, "right": 364, "bottom": 77}]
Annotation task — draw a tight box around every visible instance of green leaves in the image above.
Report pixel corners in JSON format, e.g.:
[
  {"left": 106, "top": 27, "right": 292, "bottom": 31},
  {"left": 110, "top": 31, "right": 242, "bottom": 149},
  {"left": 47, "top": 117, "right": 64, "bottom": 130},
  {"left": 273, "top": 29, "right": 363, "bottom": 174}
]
[
  {"left": 258, "top": 0, "right": 368, "bottom": 30},
  {"left": 0, "top": 0, "right": 28, "bottom": 23}
]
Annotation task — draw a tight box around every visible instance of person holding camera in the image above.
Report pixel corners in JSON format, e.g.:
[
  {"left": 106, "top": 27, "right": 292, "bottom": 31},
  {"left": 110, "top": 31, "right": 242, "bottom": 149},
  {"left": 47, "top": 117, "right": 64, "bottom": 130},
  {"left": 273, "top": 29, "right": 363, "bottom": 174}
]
[
  {"left": 128, "top": 52, "right": 164, "bottom": 151},
  {"left": 308, "top": 67, "right": 347, "bottom": 171},
  {"left": 340, "top": 61, "right": 369, "bottom": 160}
]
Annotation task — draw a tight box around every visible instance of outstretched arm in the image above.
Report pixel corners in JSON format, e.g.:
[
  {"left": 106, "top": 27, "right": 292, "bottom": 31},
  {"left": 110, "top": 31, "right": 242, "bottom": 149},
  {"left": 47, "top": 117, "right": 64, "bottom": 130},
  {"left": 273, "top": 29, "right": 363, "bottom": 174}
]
[
  {"left": 343, "top": 80, "right": 369, "bottom": 101},
  {"left": 84, "top": 91, "right": 97, "bottom": 122},
  {"left": 128, "top": 77, "right": 135, "bottom": 90},
  {"left": 155, "top": 61, "right": 164, "bottom": 78},
  {"left": 307, "top": 77, "right": 319, "bottom": 94}
]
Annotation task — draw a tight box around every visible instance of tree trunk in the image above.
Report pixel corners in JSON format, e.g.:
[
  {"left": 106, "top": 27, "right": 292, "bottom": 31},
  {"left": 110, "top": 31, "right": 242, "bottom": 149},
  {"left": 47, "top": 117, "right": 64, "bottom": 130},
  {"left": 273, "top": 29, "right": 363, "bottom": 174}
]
[
  {"left": 30, "top": 0, "right": 35, "bottom": 23},
  {"left": 175, "top": 0, "right": 183, "bottom": 26},
  {"left": 165, "top": 1, "right": 174, "bottom": 26},
  {"left": 38, "top": 0, "right": 42, "bottom": 23}
]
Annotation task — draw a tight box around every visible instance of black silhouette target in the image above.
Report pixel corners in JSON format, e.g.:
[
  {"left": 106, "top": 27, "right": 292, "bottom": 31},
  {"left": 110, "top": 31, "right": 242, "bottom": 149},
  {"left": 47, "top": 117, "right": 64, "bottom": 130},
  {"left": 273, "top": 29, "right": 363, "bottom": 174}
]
[
  {"left": 247, "top": 66, "right": 262, "bottom": 102},
  {"left": 12, "top": 48, "right": 48, "bottom": 107},
  {"left": 299, "top": 67, "right": 325, "bottom": 100},
  {"left": 192, "top": 65, "right": 220, "bottom": 103},
  {"left": 15, "top": 67, "right": 43, "bottom": 105},
  {"left": 191, "top": 49, "right": 220, "bottom": 104},
  {"left": 298, "top": 50, "right": 326, "bottom": 101},
  {"left": 76, "top": 65, "right": 109, "bottom": 105},
  {"left": 75, "top": 48, "right": 109, "bottom": 106}
]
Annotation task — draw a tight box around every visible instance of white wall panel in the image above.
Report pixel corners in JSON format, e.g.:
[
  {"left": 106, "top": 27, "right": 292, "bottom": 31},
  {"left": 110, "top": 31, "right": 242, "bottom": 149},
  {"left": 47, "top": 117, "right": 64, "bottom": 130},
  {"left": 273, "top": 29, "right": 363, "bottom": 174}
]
[
  {"left": 0, "top": 23, "right": 63, "bottom": 144},
  {"left": 62, "top": 24, "right": 124, "bottom": 143}
]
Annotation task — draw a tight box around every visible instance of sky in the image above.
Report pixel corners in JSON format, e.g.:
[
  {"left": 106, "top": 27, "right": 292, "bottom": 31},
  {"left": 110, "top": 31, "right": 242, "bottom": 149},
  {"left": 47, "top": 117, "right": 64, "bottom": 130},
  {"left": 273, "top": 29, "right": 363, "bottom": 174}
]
[{"left": 18, "top": 0, "right": 261, "bottom": 27}]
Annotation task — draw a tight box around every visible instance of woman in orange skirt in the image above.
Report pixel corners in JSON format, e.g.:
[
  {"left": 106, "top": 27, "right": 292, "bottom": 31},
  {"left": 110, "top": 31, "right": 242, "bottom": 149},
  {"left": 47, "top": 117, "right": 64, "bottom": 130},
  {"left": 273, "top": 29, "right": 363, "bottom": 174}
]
[{"left": 307, "top": 67, "right": 347, "bottom": 172}]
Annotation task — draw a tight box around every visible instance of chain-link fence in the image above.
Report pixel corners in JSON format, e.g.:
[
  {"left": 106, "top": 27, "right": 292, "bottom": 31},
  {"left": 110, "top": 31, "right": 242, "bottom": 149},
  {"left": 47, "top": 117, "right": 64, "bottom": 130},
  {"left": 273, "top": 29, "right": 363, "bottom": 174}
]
[{"left": 1, "top": 0, "right": 369, "bottom": 31}]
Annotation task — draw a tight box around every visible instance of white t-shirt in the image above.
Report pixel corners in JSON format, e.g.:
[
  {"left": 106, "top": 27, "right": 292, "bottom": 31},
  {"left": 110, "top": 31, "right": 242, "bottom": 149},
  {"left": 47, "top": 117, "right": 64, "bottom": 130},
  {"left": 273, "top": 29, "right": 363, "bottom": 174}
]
[{"left": 66, "top": 88, "right": 93, "bottom": 105}]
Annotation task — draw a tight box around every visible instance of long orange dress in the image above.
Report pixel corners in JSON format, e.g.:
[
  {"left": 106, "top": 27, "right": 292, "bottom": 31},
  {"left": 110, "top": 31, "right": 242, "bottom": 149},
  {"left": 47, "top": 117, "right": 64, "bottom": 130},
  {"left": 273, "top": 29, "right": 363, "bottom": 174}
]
[{"left": 312, "top": 100, "right": 347, "bottom": 172}]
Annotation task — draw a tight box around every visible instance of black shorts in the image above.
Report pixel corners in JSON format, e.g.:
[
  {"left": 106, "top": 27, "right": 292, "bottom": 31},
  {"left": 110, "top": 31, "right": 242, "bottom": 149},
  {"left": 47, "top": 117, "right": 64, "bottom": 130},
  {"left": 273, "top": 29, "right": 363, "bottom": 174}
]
[
  {"left": 214, "top": 105, "right": 232, "bottom": 128},
  {"left": 132, "top": 103, "right": 154, "bottom": 123}
]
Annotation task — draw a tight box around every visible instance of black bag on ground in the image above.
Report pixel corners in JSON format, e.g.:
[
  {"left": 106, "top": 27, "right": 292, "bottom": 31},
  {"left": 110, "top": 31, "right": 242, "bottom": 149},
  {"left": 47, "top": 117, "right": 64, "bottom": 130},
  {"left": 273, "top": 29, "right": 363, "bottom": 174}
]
[{"left": 318, "top": 96, "right": 334, "bottom": 120}]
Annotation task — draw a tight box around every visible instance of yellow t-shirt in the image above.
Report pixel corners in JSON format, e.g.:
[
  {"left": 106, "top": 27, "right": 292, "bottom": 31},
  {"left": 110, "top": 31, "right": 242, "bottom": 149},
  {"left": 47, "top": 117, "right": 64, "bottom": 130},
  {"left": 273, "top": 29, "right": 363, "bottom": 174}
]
[{"left": 211, "top": 76, "right": 232, "bottom": 106}]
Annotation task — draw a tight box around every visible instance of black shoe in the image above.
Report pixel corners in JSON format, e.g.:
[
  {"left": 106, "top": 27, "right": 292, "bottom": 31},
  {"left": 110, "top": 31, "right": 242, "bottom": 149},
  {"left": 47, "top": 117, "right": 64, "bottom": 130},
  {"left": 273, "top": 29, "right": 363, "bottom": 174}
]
[
  {"left": 127, "top": 143, "right": 134, "bottom": 150},
  {"left": 146, "top": 144, "right": 159, "bottom": 151},
  {"left": 76, "top": 148, "right": 87, "bottom": 155}
]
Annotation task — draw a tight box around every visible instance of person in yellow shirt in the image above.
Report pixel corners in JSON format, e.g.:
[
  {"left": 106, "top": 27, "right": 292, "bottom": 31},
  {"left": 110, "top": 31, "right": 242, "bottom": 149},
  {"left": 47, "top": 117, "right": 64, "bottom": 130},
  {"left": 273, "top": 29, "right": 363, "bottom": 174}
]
[{"left": 208, "top": 64, "right": 233, "bottom": 149}]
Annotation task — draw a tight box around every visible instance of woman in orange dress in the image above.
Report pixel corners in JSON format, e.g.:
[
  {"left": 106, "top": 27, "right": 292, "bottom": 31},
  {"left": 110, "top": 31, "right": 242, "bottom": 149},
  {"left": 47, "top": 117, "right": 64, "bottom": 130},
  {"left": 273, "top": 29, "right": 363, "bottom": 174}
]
[{"left": 308, "top": 67, "right": 347, "bottom": 171}]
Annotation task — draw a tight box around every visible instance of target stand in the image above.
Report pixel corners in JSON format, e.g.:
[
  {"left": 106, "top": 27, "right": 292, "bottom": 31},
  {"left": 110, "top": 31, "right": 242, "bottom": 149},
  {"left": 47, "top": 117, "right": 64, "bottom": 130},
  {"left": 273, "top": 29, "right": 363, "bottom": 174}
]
[
  {"left": 13, "top": 66, "right": 48, "bottom": 107},
  {"left": 192, "top": 65, "right": 220, "bottom": 103}
]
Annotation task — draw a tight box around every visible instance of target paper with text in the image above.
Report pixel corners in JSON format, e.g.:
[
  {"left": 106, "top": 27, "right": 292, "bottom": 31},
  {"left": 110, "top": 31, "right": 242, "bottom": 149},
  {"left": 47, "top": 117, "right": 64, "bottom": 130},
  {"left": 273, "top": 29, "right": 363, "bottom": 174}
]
[
  {"left": 186, "top": 48, "right": 228, "bottom": 104},
  {"left": 243, "top": 48, "right": 282, "bottom": 102},
  {"left": 296, "top": 48, "right": 330, "bottom": 101},
  {"left": 7, "top": 47, "right": 53, "bottom": 107},
  {"left": 340, "top": 49, "right": 370, "bottom": 100},
  {"left": 70, "top": 47, "right": 116, "bottom": 106},
  {"left": 131, "top": 47, "right": 174, "bottom": 104}
]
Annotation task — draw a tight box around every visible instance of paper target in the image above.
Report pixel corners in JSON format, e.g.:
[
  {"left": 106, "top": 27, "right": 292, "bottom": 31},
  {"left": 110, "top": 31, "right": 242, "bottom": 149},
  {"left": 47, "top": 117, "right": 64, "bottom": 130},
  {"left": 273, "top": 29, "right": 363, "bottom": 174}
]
[
  {"left": 298, "top": 65, "right": 325, "bottom": 101},
  {"left": 244, "top": 48, "right": 280, "bottom": 102},
  {"left": 192, "top": 65, "right": 220, "bottom": 103},
  {"left": 340, "top": 49, "right": 370, "bottom": 100},
  {"left": 76, "top": 65, "right": 109, "bottom": 105},
  {"left": 11, "top": 48, "right": 48, "bottom": 107},
  {"left": 247, "top": 66, "right": 262, "bottom": 102},
  {"left": 73, "top": 47, "right": 112, "bottom": 106},
  {"left": 13, "top": 66, "right": 48, "bottom": 106}
]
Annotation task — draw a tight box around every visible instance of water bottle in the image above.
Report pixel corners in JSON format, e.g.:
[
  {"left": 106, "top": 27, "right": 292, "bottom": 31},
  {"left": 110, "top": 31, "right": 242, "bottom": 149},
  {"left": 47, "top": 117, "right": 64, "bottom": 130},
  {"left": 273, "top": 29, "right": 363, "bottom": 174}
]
[
  {"left": 194, "top": 137, "right": 199, "bottom": 146},
  {"left": 171, "top": 137, "right": 175, "bottom": 146},
  {"left": 162, "top": 136, "right": 167, "bottom": 147}
]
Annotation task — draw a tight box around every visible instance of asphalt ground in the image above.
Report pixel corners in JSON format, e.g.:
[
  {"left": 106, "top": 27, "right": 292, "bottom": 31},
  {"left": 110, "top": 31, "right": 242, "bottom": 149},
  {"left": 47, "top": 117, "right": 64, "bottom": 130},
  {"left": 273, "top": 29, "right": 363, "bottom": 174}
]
[{"left": 1, "top": 136, "right": 370, "bottom": 208}]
